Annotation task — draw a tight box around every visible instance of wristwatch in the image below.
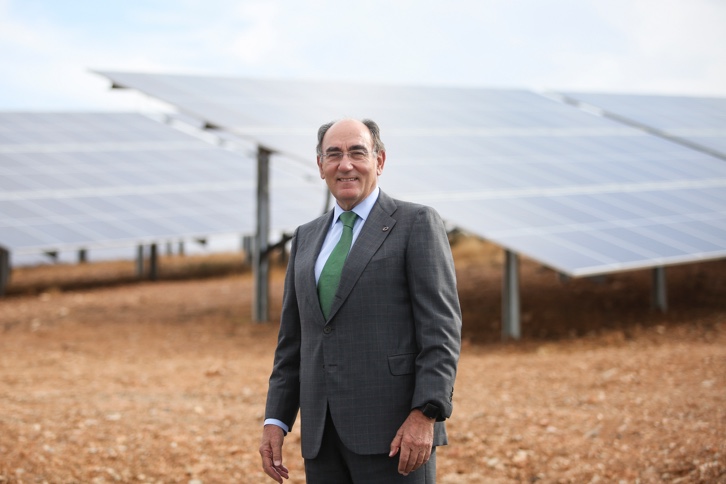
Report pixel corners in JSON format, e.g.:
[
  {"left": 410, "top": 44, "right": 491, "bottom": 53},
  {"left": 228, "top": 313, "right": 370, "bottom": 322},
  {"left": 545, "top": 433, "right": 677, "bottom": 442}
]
[{"left": 419, "top": 403, "right": 440, "bottom": 420}]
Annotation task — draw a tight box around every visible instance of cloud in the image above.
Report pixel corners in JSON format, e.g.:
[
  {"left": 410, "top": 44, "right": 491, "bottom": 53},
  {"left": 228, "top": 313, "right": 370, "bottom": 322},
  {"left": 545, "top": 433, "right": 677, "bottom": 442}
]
[
  {"left": 559, "top": 0, "right": 726, "bottom": 95},
  {"left": 0, "top": 0, "right": 724, "bottom": 110}
]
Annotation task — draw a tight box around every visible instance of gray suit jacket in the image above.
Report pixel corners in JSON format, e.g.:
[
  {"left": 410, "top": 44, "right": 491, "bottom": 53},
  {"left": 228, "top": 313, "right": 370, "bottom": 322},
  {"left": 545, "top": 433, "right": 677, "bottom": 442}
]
[{"left": 265, "top": 190, "right": 462, "bottom": 459}]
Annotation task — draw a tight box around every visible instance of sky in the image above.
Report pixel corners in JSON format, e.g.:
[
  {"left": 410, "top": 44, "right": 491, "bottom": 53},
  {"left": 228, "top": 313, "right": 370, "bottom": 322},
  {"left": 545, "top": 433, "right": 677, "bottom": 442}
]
[{"left": 1, "top": 0, "right": 725, "bottom": 111}]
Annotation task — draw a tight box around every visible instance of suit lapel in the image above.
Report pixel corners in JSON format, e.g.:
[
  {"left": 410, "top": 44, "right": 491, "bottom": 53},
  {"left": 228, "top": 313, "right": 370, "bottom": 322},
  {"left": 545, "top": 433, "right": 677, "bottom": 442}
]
[
  {"left": 326, "top": 191, "right": 397, "bottom": 322},
  {"left": 298, "top": 211, "right": 334, "bottom": 324}
]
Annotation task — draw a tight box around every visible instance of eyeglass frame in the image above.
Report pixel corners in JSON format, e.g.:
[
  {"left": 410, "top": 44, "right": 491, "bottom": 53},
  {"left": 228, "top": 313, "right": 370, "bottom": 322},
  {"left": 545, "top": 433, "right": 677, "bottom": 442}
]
[{"left": 319, "top": 148, "right": 377, "bottom": 163}]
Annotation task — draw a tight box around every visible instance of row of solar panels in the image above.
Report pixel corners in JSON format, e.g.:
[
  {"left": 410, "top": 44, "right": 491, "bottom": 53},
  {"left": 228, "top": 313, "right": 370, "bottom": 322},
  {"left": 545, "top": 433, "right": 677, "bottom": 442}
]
[
  {"left": 0, "top": 112, "right": 324, "bottom": 262},
  {"left": 95, "top": 72, "right": 726, "bottom": 277},
  {"left": 2, "top": 73, "right": 725, "bottom": 277}
]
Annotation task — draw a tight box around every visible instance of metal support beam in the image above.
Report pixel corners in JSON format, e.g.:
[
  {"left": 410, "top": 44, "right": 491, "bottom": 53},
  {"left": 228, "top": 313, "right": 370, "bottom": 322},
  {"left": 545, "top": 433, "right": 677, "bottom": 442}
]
[
  {"left": 242, "top": 235, "right": 253, "bottom": 266},
  {"left": 136, "top": 245, "right": 145, "bottom": 278},
  {"left": 254, "top": 146, "right": 272, "bottom": 322},
  {"left": 502, "top": 250, "right": 521, "bottom": 340},
  {"left": 651, "top": 266, "right": 668, "bottom": 312},
  {"left": 0, "top": 247, "right": 10, "bottom": 297},
  {"left": 149, "top": 243, "right": 158, "bottom": 281}
]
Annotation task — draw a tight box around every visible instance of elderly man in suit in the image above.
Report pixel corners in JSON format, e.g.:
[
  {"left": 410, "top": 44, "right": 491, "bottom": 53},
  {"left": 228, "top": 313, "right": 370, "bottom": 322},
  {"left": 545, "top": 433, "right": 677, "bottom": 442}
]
[{"left": 259, "top": 118, "right": 462, "bottom": 483}]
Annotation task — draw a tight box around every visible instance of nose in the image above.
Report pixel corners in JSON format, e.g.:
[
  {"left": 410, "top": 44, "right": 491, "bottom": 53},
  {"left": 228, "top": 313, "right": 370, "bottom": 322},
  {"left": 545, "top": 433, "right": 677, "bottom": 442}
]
[{"left": 338, "top": 157, "right": 354, "bottom": 171}]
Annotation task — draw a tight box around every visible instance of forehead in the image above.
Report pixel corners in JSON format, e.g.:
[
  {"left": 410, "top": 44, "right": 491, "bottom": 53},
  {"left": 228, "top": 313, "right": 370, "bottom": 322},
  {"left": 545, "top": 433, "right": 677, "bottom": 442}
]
[{"left": 322, "top": 120, "right": 372, "bottom": 148}]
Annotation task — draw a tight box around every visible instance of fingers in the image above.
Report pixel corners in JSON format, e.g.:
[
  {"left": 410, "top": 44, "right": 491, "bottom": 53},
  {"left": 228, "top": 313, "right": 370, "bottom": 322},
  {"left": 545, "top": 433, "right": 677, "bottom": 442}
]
[
  {"left": 395, "top": 432, "right": 432, "bottom": 475},
  {"left": 261, "top": 447, "right": 286, "bottom": 483},
  {"left": 271, "top": 435, "right": 283, "bottom": 469},
  {"left": 397, "top": 445, "right": 431, "bottom": 476},
  {"left": 397, "top": 446, "right": 413, "bottom": 475},
  {"left": 392, "top": 428, "right": 428, "bottom": 475},
  {"left": 392, "top": 411, "right": 435, "bottom": 475},
  {"left": 262, "top": 459, "right": 289, "bottom": 483},
  {"left": 260, "top": 425, "right": 289, "bottom": 482},
  {"left": 389, "top": 430, "right": 402, "bottom": 457},
  {"left": 261, "top": 448, "right": 289, "bottom": 482},
  {"left": 273, "top": 463, "right": 290, "bottom": 482}
]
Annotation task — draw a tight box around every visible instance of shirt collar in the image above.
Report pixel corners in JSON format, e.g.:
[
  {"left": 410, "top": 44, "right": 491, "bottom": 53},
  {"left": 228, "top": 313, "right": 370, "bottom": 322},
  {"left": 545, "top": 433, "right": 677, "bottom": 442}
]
[{"left": 333, "top": 186, "right": 380, "bottom": 224}]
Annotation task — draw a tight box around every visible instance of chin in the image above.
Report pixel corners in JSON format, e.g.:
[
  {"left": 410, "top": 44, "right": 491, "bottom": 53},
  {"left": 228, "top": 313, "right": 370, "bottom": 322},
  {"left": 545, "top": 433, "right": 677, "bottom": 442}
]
[
  {"left": 334, "top": 189, "right": 360, "bottom": 200},
  {"left": 335, "top": 197, "right": 361, "bottom": 210}
]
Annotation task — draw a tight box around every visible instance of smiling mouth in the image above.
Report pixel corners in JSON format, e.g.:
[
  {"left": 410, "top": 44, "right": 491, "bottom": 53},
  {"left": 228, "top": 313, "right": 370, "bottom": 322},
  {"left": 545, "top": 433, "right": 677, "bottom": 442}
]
[{"left": 338, "top": 177, "right": 358, "bottom": 182}]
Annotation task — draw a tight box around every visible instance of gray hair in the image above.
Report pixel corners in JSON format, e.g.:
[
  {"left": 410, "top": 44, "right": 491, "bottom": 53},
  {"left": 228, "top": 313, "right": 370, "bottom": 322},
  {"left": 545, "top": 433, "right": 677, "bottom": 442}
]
[{"left": 316, "top": 119, "right": 385, "bottom": 156}]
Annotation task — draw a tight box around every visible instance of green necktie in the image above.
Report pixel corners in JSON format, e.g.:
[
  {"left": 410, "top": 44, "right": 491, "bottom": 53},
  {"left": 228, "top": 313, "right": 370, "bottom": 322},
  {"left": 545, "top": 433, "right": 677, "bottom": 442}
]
[{"left": 318, "top": 211, "right": 358, "bottom": 319}]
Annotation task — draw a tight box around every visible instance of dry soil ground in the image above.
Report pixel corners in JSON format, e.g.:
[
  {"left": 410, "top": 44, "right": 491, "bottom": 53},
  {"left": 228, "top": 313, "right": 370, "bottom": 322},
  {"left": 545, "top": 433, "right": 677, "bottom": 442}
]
[{"left": 1, "top": 238, "right": 725, "bottom": 483}]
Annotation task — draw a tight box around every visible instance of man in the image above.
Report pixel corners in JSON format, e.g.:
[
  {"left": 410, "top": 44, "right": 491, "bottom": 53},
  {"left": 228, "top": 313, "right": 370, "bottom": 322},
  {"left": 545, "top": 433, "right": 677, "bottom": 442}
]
[{"left": 259, "top": 118, "right": 462, "bottom": 483}]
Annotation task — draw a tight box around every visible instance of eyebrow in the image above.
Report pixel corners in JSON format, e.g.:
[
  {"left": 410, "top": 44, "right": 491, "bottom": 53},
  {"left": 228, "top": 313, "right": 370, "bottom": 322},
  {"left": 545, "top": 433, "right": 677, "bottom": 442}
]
[{"left": 324, "top": 144, "right": 369, "bottom": 153}]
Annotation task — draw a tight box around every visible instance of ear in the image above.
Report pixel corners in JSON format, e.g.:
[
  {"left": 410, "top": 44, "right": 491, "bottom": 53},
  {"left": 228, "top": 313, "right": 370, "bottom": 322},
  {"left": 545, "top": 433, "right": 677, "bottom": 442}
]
[
  {"left": 376, "top": 150, "right": 386, "bottom": 175},
  {"left": 317, "top": 156, "right": 325, "bottom": 179}
]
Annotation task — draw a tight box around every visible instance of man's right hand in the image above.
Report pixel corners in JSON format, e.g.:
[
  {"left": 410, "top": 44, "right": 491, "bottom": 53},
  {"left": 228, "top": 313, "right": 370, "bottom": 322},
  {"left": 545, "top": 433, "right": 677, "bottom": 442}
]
[{"left": 259, "top": 424, "right": 289, "bottom": 482}]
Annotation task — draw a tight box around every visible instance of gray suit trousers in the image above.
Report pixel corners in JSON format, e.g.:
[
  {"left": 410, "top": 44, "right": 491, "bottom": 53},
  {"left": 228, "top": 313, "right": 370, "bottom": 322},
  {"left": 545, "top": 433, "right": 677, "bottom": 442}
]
[{"left": 304, "top": 409, "right": 436, "bottom": 483}]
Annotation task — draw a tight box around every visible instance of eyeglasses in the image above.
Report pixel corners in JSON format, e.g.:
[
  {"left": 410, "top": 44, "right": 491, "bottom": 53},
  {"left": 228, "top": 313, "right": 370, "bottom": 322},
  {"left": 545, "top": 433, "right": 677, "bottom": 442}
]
[{"left": 320, "top": 149, "right": 372, "bottom": 163}]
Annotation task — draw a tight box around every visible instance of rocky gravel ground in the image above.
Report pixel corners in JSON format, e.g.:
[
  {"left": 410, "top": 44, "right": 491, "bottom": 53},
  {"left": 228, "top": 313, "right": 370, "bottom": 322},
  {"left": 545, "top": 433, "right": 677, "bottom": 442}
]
[{"left": 1, "top": 240, "right": 724, "bottom": 483}]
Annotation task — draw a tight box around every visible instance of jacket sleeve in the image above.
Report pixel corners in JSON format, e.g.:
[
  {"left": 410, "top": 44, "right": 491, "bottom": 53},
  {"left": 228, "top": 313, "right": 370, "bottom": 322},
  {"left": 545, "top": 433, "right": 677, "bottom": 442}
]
[
  {"left": 407, "top": 206, "right": 462, "bottom": 420},
  {"left": 264, "top": 227, "right": 302, "bottom": 430}
]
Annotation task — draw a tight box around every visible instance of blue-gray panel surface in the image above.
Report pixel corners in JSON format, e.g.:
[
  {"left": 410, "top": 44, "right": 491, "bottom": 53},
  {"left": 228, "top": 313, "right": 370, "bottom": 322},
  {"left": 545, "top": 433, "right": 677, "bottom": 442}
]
[
  {"left": 93, "top": 72, "right": 726, "bottom": 276},
  {"left": 559, "top": 92, "right": 726, "bottom": 157},
  {"left": 0, "top": 112, "right": 324, "bottom": 255}
]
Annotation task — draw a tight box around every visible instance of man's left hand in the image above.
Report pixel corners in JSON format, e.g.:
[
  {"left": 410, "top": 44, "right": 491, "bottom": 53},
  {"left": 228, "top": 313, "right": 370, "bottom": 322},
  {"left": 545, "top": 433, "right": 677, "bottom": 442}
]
[{"left": 388, "top": 409, "right": 435, "bottom": 476}]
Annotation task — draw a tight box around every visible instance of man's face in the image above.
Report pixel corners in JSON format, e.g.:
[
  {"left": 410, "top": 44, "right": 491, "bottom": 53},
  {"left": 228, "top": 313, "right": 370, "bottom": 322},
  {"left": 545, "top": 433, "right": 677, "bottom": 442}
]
[{"left": 317, "top": 119, "right": 386, "bottom": 211}]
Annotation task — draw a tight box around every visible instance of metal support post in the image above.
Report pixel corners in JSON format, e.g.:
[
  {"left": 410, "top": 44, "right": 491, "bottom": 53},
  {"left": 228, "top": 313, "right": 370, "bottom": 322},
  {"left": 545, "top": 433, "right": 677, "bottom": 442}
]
[
  {"left": 136, "top": 245, "right": 145, "bottom": 278},
  {"left": 149, "top": 243, "right": 158, "bottom": 281},
  {"left": 652, "top": 266, "right": 668, "bottom": 312},
  {"left": 502, "top": 250, "right": 521, "bottom": 340},
  {"left": 0, "top": 247, "right": 10, "bottom": 297},
  {"left": 254, "top": 146, "right": 272, "bottom": 322},
  {"left": 242, "top": 235, "right": 253, "bottom": 266}
]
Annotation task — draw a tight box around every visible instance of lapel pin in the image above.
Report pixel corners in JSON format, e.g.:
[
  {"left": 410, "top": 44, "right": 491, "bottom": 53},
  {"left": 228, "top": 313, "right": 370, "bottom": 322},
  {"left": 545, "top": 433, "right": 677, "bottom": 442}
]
[{"left": 382, "top": 226, "right": 389, "bottom": 232}]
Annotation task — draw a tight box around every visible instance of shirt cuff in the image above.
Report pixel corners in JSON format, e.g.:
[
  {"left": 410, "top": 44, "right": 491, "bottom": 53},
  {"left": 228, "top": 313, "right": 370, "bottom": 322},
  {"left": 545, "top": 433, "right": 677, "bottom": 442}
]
[{"left": 263, "top": 418, "right": 289, "bottom": 435}]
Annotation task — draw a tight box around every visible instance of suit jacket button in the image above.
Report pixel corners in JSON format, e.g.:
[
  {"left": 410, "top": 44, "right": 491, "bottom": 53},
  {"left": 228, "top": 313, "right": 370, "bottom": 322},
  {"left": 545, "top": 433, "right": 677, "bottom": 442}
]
[{"left": 323, "top": 326, "right": 332, "bottom": 334}]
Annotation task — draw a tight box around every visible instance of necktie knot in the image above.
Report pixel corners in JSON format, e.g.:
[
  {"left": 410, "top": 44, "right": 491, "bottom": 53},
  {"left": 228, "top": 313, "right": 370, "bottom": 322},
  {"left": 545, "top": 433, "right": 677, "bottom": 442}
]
[{"left": 339, "top": 211, "right": 357, "bottom": 229}]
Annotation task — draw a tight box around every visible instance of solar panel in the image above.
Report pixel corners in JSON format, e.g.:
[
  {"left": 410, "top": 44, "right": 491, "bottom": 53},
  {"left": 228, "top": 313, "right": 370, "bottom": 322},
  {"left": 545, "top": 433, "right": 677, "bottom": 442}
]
[
  {"left": 558, "top": 92, "right": 726, "bottom": 158},
  {"left": 0, "top": 112, "right": 324, "bottom": 259},
  {"left": 94, "top": 72, "right": 726, "bottom": 277}
]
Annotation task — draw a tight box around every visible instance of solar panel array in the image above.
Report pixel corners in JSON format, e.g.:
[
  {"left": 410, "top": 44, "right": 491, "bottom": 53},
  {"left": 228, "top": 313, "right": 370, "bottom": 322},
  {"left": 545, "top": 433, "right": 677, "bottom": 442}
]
[
  {"left": 384, "top": 97, "right": 726, "bottom": 277},
  {"left": 0, "top": 112, "right": 324, "bottom": 258},
  {"left": 95, "top": 72, "right": 726, "bottom": 278},
  {"left": 559, "top": 92, "right": 726, "bottom": 158}
]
